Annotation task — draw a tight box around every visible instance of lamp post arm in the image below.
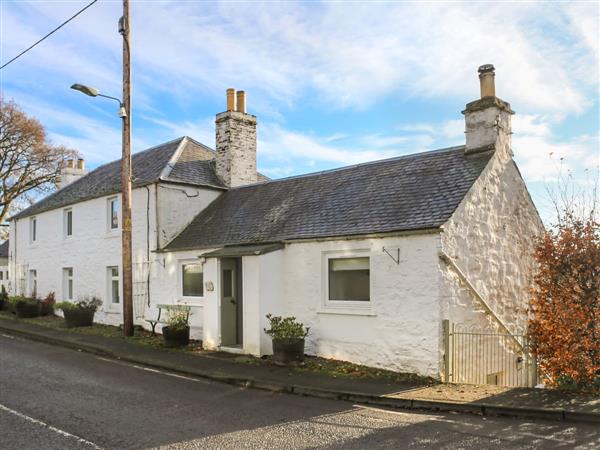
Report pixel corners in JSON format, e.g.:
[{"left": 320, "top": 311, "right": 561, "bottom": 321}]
[{"left": 97, "top": 93, "right": 124, "bottom": 107}]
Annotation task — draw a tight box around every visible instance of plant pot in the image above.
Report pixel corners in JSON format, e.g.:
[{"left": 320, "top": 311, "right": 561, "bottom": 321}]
[
  {"left": 162, "top": 325, "right": 190, "bottom": 348},
  {"left": 15, "top": 301, "right": 40, "bottom": 318},
  {"left": 63, "top": 308, "right": 95, "bottom": 328},
  {"left": 40, "top": 303, "right": 54, "bottom": 316},
  {"left": 272, "top": 338, "right": 305, "bottom": 363}
]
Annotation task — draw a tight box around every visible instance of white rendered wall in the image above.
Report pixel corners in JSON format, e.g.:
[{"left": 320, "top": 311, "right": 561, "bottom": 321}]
[
  {"left": 280, "top": 235, "right": 441, "bottom": 378},
  {"left": 10, "top": 187, "right": 157, "bottom": 326},
  {"left": 440, "top": 152, "right": 544, "bottom": 336},
  {"left": 10, "top": 182, "right": 222, "bottom": 328},
  {"left": 241, "top": 250, "right": 285, "bottom": 356},
  {"left": 149, "top": 249, "right": 218, "bottom": 342},
  {"left": 156, "top": 184, "right": 221, "bottom": 248}
]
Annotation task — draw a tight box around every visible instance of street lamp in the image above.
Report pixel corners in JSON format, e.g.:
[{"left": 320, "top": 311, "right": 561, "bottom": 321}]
[
  {"left": 71, "top": 83, "right": 133, "bottom": 337},
  {"left": 70, "top": 0, "right": 133, "bottom": 337},
  {"left": 70, "top": 84, "right": 127, "bottom": 118}
]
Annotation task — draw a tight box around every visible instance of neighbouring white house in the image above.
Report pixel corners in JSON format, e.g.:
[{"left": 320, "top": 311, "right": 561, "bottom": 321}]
[
  {"left": 0, "top": 241, "right": 8, "bottom": 292},
  {"left": 8, "top": 66, "right": 544, "bottom": 383}
]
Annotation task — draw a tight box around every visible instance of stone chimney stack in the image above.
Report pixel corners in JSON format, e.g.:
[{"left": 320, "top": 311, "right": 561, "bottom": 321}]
[
  {"left": 59, "top": 158, "right": 86, "bottom": 189},
  {"left": 215, "top": 89, "right": 257, "bottom": 187},
  {"left": 463, "top": 64, "right": 514, "bottom": 158}
]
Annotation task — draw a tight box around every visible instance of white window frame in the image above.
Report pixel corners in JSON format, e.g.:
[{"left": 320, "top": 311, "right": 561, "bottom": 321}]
[
  {"left": 63, "top": 267, "right": 73, "bottom": 300},
  {"left": 178, "top": 259, "right": 205, "bottom": 304},
  {"left": 30, "top": 217, "right": 37, "bottom": 243},
  {"left": 107, "top": 197, "right": 120, "bottom": 232},
  {"left": 106, "top": 266, "right": 121, "bottom": 311},
  {"left": 321, "top": 250, "right": 372, "bottom": 313},
  {"left": 64, "top": 208, "right": 73, "bottom": 238}
]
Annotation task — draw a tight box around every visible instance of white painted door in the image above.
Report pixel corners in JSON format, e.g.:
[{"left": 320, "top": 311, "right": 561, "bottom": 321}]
[{"left": 220, "top": 259, "right": 238, "bottom": 346}]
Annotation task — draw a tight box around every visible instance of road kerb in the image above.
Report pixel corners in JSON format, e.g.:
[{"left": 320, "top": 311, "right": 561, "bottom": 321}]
[{"left": 0, "top": 322, "right": 598, "bottom": 425}]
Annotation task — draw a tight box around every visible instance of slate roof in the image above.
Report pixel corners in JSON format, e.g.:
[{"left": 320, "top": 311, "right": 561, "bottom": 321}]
[
  {"left": 164, "top": 146, "right": 493, "bottom": 251},
  {"left": 12, "top": 137, "right": 228, "bottom": 220},
  {"left": 0, "top": 241, "right": 8, "bottom": 258}
]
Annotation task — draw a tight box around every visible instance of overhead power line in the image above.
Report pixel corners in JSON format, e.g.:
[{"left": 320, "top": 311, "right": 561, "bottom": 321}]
[{"left": 0, "top": 0, "right": 99, "bottom": 70}]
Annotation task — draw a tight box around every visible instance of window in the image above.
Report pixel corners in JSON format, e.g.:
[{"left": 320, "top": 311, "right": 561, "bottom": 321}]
[
  {"left": 0, "top": 271, "right": 3, "bottom": 280},
  {"left": 108, "top": 197, "right": 119, "bottom": 230},
  {"left": 64, "top": 209, "right": 73, "bottom": 237},
  {"left": 108, "top": 267, "right": 120, "bottom": 304},
  {"left": 30, "top": 217, "right": 37, "bottom": 243},
  {"left": 328, "top": 257, "right": 370, "bottom": 301},
  {"left": 29, "top": 269, "right": 37, "bottom": 297},
  {"left": 63, "top": 268, "right": 73, "bottom": 300},
  {"left": 182, "top": 263, "right": 203, "bottom": 297}
]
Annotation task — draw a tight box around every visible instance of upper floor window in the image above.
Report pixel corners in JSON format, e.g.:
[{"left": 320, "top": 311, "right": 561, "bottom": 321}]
[
  {"left": 30, "top": 217, "right": 37, "bottom": 243},
  {"left": 108, "top": 197, "right": 119, "bottom": 230},
  {"left": 328, "top": 257, "right": 370, "bottom": 302},
  {"left": 64, "top": 208, "right": 73, "bottom": 237}
]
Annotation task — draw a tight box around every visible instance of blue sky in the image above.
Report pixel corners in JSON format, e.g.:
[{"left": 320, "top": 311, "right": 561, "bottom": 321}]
[{"left": 1, "top": 1, "right": 599, "bottom": 223}]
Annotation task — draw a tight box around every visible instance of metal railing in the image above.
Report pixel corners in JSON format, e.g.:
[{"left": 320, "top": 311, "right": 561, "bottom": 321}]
[{"left": 443, "top": 320, "right": 538, "bottom": 387}]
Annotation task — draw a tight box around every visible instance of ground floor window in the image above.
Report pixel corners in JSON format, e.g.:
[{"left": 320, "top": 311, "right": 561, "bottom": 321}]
[
  {"left": 29, "top": 269, "right": 37, "bottom": 297},
  {"left": 107, "top": 266, "right": 120, "bottom": 305},
  {"left": 181, "top": 262, "right": 203, "bottom": 298},
  {"left": 63, "top": 268, "right": 73, "bottom": 300},
  {"left": 328, "top": 257, "right": 370, "bottom": 302}
]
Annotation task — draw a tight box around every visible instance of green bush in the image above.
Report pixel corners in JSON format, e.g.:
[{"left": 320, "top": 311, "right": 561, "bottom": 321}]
[
  {"left": 56, "top": 296, "right": 102, "bottom": 312},
  {"left": 264, "top": 314, "right": 309, "bottom": 342}
]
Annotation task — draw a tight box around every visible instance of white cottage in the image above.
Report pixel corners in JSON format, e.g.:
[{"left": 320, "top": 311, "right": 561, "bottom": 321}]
[{"left": 9, "top": 66, "right": 544, "bottom": 380}]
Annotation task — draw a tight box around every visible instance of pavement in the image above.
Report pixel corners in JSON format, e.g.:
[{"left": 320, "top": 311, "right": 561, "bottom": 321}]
[
  {"left": 2, "top": 334, "right": 599, "bottom": 450},
  {"left": 0, "top": 317, "right": 599, "bottom": 426}
]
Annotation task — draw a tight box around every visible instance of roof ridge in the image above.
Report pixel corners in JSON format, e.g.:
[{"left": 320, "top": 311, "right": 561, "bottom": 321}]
[
  {"left": 184, "top": 136, "right": 215, "bottom": 153},
  {"left": 159, "top": 136, "right": 189, "bottom": 180},
  {"left": 230, "top": 145, "right": 466, "bottom": 190}
]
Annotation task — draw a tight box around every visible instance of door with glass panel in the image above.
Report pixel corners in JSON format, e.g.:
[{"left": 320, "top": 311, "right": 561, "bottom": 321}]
[{"left": 220, "top": 258, "right": 242, "bottom": 347}]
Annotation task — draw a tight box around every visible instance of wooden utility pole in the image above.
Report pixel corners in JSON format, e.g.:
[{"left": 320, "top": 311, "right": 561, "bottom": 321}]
[{"left": 120, "top": 0, "right": 134, "bottom": 336}]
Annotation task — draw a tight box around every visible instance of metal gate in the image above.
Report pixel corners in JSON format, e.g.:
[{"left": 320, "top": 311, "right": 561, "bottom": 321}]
[
  {"left": 133, "top": 262, "right": 149, "bottom": 319},
  {"left": 443, "top": 320, "right": 538, "bottom": 387}
]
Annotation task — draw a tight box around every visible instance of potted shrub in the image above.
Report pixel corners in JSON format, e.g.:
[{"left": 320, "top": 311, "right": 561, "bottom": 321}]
[
  {"left": 40, "top": 292, "right": 56, "bottom": 316},
  {"left": 264, "top": 314, "right": 310, "bottom": 363},
  {"left": 57, "top": 296, "right": 101, "bottom": 328},
  {"left": 15, "top": 297, "right": 40, "bottom": 318},
  {"left": 0, "top": 285, "right": 7, "bottom": 310},
  {"left": 162, "top": 306, "right": 191, "bottom": 348}
]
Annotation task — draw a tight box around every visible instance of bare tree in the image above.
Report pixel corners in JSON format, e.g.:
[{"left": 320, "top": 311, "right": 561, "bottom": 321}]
[{"left": 0, "top": 97, "right": 77, "bottom": 226}]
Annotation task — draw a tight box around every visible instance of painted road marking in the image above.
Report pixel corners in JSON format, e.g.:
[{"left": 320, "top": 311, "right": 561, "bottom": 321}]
[
  {"left": 0, "top": 403, "right": 102, "bottom": 449},
  {"left": 95, "top": 356, "right": 211, "bottom": 384}
]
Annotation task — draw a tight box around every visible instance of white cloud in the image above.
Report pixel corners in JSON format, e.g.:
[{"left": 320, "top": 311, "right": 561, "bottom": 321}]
[{"left": 3, "top": 1, "right": 598, "bottom": 117}]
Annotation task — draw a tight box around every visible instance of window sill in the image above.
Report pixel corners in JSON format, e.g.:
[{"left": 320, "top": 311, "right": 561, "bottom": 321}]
[
  {"left": 176, "top": 298, "right": 205, "bottom": 307},
  {"left": 104, "top": 231, "right": 120, "bottom": 239},
  {"left": 103, "top": 308, "right": 121, "bottom": 315},
  {"left": 317, "top": 308, "right": 376, "bottom": 317}
]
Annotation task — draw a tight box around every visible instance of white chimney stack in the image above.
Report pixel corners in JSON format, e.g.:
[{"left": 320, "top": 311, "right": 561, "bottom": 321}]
[
  {"left": 215, "top": 89, "right": 257, "bottom": 187},
  {"left": 463, "top": 64, "right": 514, "bottom": 159},
  {"left": 59, "top": 158, "right": 86, "bottom": 188}
]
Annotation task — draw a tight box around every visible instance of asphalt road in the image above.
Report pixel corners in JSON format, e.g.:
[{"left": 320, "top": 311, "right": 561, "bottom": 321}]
[{"left": 0, "top": 334, "right": 598, "bottom": 450}]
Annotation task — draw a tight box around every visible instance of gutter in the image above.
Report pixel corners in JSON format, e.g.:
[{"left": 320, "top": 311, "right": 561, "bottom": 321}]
[{"left": 157, "top": 227, "right": 442, "bottom": 254}]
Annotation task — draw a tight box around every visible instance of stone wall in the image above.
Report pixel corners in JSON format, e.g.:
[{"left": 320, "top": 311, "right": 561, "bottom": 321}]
[
  {"left": 215, "top": 111, "right": 257, "bottom": 187},
  {"left": 440, "top": 151, "right": 545, "bottom": 336}
]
